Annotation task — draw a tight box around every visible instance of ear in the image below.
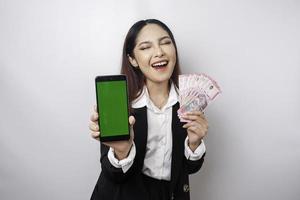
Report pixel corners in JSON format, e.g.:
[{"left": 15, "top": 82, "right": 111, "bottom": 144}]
[{"left": 128, "top": 54, "right": 139, "bottom": 68}]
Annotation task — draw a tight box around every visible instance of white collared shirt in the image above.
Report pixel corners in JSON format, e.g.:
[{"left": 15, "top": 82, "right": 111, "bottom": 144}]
[{"left": 108, "top": 83, "right": 206, "bottom": 180}]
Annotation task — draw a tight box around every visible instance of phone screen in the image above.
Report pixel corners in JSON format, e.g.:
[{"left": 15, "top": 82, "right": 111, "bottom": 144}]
[{"left": 95, "top": 76, "right": 129, "bottom": 141}]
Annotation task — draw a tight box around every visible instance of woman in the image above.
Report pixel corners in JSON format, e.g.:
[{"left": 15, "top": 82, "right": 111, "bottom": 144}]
[{"left": 89, "top": 19, "right": 208, "bottom": 200}]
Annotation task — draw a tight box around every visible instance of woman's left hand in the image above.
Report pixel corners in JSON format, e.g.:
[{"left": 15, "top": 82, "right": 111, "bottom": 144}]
[{"left": 182, "top": 111, "right": 208, "bottom": 151}]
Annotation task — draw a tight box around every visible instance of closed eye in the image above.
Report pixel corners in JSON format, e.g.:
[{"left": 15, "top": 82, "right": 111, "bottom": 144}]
[
  {"left": 161, "top": 40, "right": 172, "bottom": 45},
  {"left": 140, "top": 46, "right": 151, "bottom": 50}
]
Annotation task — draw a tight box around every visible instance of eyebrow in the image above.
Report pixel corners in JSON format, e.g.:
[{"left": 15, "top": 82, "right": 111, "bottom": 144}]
[{"left": 137, "top": 36, "right": 171, "bottom": 47}]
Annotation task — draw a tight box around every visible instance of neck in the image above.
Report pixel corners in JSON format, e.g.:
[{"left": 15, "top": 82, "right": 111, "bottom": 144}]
[{"left": 146, "top": 80, "right": 170, "bottom": 109}]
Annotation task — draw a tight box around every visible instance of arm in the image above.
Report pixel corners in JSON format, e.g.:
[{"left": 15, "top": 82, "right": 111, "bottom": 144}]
[
  {"left": 184, "top": 137, "right": 206, "bottom": 174},
  {"left": 181, "top": 111, "right": 208, "bottom": 174},
  {"left": 99, "top": 143, "right": 139, "bottom": 183},
  {"left": 89, "top": 105, "right": 139, "bottom": 183}
]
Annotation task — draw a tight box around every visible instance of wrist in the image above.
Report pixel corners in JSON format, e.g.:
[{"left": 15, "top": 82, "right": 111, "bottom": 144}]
[
  {"left": 114, "top": 144, "right": 133, "bottom": 160},
  {"left": 188, "top": 139, "right": 202, "bottom": 152}
]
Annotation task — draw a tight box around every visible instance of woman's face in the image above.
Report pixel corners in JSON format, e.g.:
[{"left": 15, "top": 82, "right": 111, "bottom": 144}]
[{"left": 129, "top": 24, "right": 177, "bottom": 86}]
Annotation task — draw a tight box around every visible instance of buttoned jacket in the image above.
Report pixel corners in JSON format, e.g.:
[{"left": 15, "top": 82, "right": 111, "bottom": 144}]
[{"left": 91, "top": 102, "right": 205, "bottom": 200}]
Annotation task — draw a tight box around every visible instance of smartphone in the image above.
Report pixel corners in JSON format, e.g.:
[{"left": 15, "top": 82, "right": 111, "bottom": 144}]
[{"left": 95, "top": 75, "right": 130, "bottom": 142}]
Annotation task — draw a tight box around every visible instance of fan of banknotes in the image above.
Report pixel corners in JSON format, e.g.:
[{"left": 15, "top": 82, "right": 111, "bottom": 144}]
[{"left": 177, "top": 73, "right": 221, "bottom": 122}]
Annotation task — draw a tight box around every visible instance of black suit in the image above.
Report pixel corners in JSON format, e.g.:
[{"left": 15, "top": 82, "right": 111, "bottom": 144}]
[{"left": 91, "top": 102, "right": 205, "bottom": 200}]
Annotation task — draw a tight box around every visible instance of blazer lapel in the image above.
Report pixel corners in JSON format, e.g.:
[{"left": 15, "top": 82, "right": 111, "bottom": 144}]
[
  {"left": 132, "top": 106, "right": 148, "bottom": 166},
  {"left": 170, "top": 102, "right": 187, "bottom": 191}
]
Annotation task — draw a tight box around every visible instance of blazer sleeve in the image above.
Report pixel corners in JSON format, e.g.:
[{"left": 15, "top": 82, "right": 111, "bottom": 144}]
[
  {"left": 184, "top": 153, "right": 206, "bottom": 174},
  {"left": 99, "top": 143, "right": 139, "bottom": 184}
]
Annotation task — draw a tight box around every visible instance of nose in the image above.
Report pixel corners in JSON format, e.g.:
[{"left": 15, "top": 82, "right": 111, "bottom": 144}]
[{"left": 154, "top": 45, "right": 164, "bottom": 57}]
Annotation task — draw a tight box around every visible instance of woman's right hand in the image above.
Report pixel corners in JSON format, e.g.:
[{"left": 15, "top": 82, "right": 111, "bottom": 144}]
[{"left": 89, "top": 105, "right": 135, "bottom": 160}]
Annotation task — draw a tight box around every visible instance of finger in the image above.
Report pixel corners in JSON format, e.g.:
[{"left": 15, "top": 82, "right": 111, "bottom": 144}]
[
  {"left": 94, "top": 105, "right": 98, "bottom": 112},
  {"left": 184, "top": 121, "right": 208, "bottom": 132},
  {"left": 187, "top": 124, "right": 208, "bottom": 137},
  {"left": 181, "top": 114, "right": 200, "bottom": 121},
  {"left": 187, "top": 125, "right": 207, "bottom": 137},
  {"left": 186, "top": 111, "right": 205, "bottom": 118},
  {"left": 198, "top": 117, "right": 209, "bottom": 129},
  {"left": 195, "top": 117, "right": 208, "bottom": 129},
  {"left": 90, "top": 112, "right": 99, "bottom": 122},
  {"left": 182, "top": 121, "right": 198, "bottom": 129},
  {"left": 129, "top": 116, "right": 135, "bottom": 140},
  {"left": 183, "top": 114, "right": 205, "bottom": 123},
  {"left": 129, "top": 116, "right": 135, "bottom": 126},
  {"left": 187, "top": 126, "right": 198, "bottom": 133},
  {"left": 187, "top": 127, "right": 205, "bottom": 139},
  {"left": 91, "top": 131, "right": 100, "bottom": 140},
  {"left": 183, "top": 119, "right": 208, "bottom": 130},
  {"left": 89, "top": 122, "right": 99, "bottom": 131}
]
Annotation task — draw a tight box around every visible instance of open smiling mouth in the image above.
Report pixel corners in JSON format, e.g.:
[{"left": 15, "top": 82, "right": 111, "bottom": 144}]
[{"left": 151, "top": 61, "right": 168, "bottom": 70}]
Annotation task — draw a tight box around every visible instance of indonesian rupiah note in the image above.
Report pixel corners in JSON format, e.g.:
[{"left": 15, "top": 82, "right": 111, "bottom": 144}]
[{"left": 178, "top": 73, "right": 221, "bottom": 122}]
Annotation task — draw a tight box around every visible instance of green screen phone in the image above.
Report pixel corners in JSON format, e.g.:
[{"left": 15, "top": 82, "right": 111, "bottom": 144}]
[{"left": 95, "top": 75, "right": 130, "bottom": 142}]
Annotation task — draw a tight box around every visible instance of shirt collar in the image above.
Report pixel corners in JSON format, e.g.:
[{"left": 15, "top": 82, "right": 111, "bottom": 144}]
[{"left": 132, "top": 82, "right": 178, "bottom": 111}]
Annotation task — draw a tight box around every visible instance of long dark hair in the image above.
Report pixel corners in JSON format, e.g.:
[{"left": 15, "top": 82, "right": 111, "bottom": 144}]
[{"left": 121, "top": 19, "right": 181, "bottom": 106}]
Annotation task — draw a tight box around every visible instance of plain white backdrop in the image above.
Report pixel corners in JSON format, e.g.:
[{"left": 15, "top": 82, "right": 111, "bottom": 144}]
[{"left": 1, "top": 0, "right": 299, "bottom": 199}]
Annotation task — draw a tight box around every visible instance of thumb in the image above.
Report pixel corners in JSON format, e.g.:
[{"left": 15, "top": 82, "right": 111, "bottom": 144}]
[
  {"left": 129, "top": 116, "right": 135, "bottom": 126},
  {"left": 129, "top": 116, "right": 135, "bottom": 141}
]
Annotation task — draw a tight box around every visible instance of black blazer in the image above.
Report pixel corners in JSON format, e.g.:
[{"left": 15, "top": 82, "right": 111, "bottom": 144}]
[{"left": 91, "top": 102, "right": 205, "bottom": 200}]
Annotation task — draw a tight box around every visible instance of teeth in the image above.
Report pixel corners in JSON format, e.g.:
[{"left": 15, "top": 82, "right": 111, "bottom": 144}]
[{"left": 152, "top": 61, "right": 168, "bottom": 67}]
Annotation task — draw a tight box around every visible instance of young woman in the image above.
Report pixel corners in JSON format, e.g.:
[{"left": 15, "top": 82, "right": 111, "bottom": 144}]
[{"left": 89, "top": 19, "right": 208, "bottom": 200}]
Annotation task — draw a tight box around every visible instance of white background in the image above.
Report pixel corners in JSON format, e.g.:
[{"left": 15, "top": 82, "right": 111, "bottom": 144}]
[{"left": 1, "top": 0, "right": 299, "bottom": 199}]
